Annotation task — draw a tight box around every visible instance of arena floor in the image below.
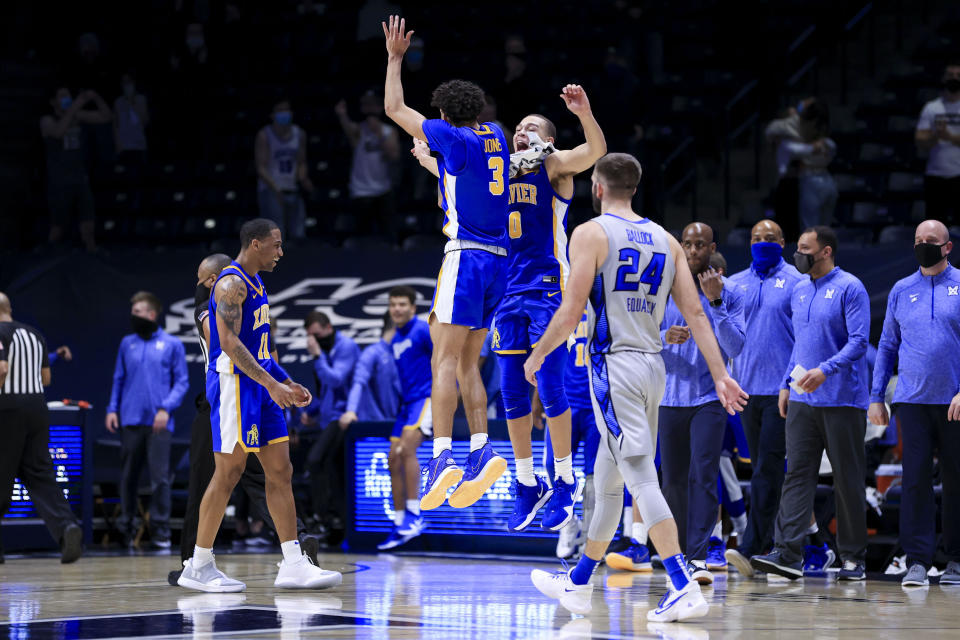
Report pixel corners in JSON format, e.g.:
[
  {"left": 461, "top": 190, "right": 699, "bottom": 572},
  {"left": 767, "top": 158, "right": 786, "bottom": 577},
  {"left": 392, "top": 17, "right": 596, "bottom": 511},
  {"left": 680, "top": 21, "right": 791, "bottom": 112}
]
[{"left": 2, "top": 551, "right": 959, "bottom": 639}]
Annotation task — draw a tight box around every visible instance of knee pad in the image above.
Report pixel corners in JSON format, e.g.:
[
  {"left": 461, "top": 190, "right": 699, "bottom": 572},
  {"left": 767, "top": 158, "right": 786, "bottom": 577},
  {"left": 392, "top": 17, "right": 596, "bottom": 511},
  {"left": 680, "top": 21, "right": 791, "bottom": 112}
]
[
  {"left": 534, "top": 346, "right": 569, "bottom": 418},
  {"left": 499, "top": 354, "right": 532, "bottom": 420}
]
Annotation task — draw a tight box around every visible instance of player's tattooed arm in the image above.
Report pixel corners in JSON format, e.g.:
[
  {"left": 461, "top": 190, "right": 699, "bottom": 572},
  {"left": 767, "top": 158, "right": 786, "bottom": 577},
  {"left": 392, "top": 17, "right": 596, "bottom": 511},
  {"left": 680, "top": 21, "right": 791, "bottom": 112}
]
[{"left": 215, "top": 276, "right": 273, "bottom": 387}]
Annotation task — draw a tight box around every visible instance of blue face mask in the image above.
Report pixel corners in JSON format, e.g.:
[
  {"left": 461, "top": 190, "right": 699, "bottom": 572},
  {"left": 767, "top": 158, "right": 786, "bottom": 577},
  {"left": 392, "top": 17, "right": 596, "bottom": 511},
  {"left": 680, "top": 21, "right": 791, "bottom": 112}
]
[
  {"left": 60, "top": 96, "right": 73, "bottom": 110},
  {"left": 274, "top": 111, "right": 292, "bottom": 126},
  {"left": 751, "top": 241, "right": 783, "bottom": 275},
  {"left": 797, "top": 101, "right": 805, "bottom": 114}
]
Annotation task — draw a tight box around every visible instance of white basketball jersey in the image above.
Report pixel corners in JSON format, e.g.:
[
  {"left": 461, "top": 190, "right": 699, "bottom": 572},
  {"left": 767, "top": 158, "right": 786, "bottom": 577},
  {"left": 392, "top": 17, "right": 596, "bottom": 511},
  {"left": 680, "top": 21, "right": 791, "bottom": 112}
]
[
  {"left": 588, "top": 214, "right": 676, "bottom": 355},
  {"left": 261, "top": 125, "right": 301, "bottom": 191}
]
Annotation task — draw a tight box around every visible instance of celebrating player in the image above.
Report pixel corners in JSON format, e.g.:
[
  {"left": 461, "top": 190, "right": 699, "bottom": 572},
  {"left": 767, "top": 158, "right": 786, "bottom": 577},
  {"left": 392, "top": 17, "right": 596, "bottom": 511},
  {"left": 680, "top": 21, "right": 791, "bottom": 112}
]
[
  {"left": 178, "top": 218, "right": 341, "bottom": 592},
  {"left": 524, "top": 154, "right": 748, "bottom": 621},
  {"left": 382, "top": 16, "right": 510, "bottom": 510}
]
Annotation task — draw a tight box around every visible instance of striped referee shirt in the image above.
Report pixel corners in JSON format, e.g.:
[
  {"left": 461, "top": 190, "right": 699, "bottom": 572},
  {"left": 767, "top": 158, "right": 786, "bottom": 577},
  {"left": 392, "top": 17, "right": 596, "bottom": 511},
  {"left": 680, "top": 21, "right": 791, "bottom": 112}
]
[{"left": 0, "top": 320, "right": 49, "bottom": 408}]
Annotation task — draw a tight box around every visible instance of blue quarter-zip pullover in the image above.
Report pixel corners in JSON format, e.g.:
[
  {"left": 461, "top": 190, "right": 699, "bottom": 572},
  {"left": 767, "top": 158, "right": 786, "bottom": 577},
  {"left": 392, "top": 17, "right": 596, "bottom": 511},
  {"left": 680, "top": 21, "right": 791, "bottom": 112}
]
[
  {"left": 346, "top": 340, "right": 401, "bottom": 421},
  {"left": 107, "top": 329, "right": 189, "bottom": 430}
]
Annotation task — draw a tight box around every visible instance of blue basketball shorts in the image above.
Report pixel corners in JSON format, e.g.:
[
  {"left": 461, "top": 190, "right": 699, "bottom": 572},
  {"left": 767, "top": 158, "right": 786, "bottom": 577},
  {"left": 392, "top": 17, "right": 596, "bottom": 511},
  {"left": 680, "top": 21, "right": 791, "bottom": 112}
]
[
  {"left": 491, "top": 289, "right": 561, "bottom": 354},
  {"left": 390, "top": 397, "right": 433, "bottom": 441},
  {"left": 207, "top": 370, "right": 288, "bottom": 453},
  {"left": 430, "top": 248, "right": 507, "bottom": 330}
]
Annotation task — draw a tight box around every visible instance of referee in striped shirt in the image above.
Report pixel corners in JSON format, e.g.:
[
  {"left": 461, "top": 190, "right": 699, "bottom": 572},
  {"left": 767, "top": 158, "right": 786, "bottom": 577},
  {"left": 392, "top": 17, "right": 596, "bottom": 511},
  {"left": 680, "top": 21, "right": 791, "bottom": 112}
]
[{"left": 0, "top": 292, "right": 82, "bottom": 563}]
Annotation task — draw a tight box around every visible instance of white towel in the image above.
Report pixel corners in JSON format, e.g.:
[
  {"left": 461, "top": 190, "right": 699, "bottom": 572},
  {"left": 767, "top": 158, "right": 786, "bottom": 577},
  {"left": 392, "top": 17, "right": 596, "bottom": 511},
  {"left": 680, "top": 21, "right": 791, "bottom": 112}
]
[{"left": 509, "top": 132, "right": 556, "bottom": 178}]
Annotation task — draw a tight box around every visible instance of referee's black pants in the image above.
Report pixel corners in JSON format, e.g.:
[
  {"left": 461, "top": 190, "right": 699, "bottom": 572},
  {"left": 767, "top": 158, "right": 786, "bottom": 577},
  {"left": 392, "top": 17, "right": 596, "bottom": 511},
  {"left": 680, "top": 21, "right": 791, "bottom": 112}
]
[
  {"left": 180, "top": 395, "right": 306, "bottom": 563},
  {"left": 0, "top": 398, "right": 79, "bottom": 545}
]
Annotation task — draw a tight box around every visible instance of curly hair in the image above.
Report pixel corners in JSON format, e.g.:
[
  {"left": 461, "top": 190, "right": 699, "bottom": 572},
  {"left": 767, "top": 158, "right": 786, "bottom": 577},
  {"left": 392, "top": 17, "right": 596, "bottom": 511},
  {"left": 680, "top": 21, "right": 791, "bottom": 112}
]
[{"left": 430, "top": 79, "right": 486, "bottom": 127}]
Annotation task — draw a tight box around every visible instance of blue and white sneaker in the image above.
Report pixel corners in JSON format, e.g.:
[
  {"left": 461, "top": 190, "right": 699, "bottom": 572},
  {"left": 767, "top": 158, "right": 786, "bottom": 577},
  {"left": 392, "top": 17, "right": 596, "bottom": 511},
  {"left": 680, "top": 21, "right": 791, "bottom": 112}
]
[
  {"left": 802, "top": 543, "right": 836, "bottom": 575},
  {"left": 542, "top": 475, "right": 581, "bottom": 531},
  {"left": 419, "top": 449, "right": 464, "bottom": 511},
  {"left": 605, "top": 540, "right": 653, "bottom": 572},
  {"left": 508, "top": 477, "right": 553, "bottom": 532},
  {"left": 706, "top": 537, "right": 727, "bottom": 571},
  {"left": 530, "top": 567, "right": 593, "bottom": 615},
  {"left": 646, "top": 580, "right": 709, "bottom": 622},
  {"left": 751, "top": 549, "right": 802, "bottom": 580},
  {"left": 396, "top": 511, "right": 424, "bottom": 537},
  {"left": 448, "top": 443, "right": 507, "bottom": 509}
]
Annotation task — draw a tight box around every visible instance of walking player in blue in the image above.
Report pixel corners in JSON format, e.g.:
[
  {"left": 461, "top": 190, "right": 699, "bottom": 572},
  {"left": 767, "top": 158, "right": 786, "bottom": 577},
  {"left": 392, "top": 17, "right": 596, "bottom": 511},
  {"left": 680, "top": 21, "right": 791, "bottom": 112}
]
[
  {"left": 383, "top": 16, "right": 510, "bottom": 510},
  {"left": 178, "top": 218, "right": 342, "bottom": 593},
  {"left": 379, "top": 286, "right": 433, "bottom": 550},
  {"left": 870, "top": 219, "right": 960, "bottom": 587}
]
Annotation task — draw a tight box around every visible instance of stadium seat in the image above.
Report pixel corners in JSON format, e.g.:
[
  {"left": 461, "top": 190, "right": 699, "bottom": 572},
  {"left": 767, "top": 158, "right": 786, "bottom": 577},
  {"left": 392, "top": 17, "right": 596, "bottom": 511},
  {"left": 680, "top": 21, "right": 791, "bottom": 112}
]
[
  {"left": 877, "top": 225, "right": 914, "bottom": 245},
  {"left": 342, "top": 235, "right": 396, "bottom": 251},
  {"left": 834, "top": 227, "right": 874, "bottom": 247},
  {"left": 401, "top": 234, "right": 447, "bottom": 251},
  {"left": 887, "top": 172, "right": 923, "bottom": 194},
  {"left": 725, "top": 227, "right": 751, "bottom": 247}
]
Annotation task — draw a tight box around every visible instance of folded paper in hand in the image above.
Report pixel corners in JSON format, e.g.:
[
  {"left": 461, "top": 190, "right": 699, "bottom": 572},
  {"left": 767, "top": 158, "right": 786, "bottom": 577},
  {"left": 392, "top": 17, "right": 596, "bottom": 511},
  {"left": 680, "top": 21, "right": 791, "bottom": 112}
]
[{"left": 789, "top": 364, "right": 807, "bottom": 395}]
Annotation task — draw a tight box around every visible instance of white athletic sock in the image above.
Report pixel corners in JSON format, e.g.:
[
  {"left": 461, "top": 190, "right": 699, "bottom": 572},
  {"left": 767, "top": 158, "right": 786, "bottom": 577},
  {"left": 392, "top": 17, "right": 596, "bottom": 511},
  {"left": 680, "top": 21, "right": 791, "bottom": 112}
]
[
  {"left": 806, "top": 522, "right": 819, "bottom": 535},
  {"left": 554, "top": 455, "right": 574, "bottom": 485},
  {"left": 280, "top": 539, "right": 304, "bottom": 564},
  {"left": 393, "top": 509, "right": 406, "bottom": 526},
  {"left": 712, "top": 521, "right": 723, "bottom": 539},
  {"left": 623, "top": 506, "right": 634, "bottom": 532},
  {"left": 631, "top": 522, "right": 648, "bottom": 545},
  {"left": 193, "top": 545, "right": 214, "bottom": 568},
  {"left": 515, "top": 457, "right": 536, "bottom": 486},
  {"left": 470, "top": 433, "right": 488, "bottom": 452},
  {"left": 406, "top": 499, "right": 420, "bottom": 516},
  {"left": 433, "top": 437, "right": 452, "bottom": 457}
]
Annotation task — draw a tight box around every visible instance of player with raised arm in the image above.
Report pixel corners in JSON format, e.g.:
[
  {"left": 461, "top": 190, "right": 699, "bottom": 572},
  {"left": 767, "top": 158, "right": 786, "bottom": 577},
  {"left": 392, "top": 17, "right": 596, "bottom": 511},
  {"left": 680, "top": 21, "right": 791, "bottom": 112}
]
[
  {"left": 413, "top": 87, "right": 606, "bottom": 532},
  {"left": 382, "top": 16, "right": 511, "bottom": 510},
  {"left": 178, "top": 218, "right": 341, "bottom": 592},
  {"left": 523, "top": 154, "right": 748, "bottom": 621}
]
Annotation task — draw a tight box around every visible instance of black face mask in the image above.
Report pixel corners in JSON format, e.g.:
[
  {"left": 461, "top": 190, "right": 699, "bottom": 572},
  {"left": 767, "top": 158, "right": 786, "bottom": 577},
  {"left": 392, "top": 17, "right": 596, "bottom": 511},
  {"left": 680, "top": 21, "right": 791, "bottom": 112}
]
[
  {"left": 131, "top": 314, "right": 158, "bottom": 338},
  {"left": 915, "top": 242, "right": 947, "bottom": 268},
  {"left": 318, "top": 330, "right": 336, "bottom": 352},
  {"left": 944, "top": 78, "right": 960, "bottom": 93},
  {"left": 195, "top": 283, "right": 210, "bottom": 307},
  {"left": 794, "top": 251, "right": 817, "bottom": 274}
]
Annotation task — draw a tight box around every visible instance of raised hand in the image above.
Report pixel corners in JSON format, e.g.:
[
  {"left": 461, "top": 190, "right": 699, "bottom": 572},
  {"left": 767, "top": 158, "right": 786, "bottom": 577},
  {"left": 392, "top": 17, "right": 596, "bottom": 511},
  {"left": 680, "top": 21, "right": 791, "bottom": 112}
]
[
  {"left": 334, "top": 99, "right": 348, "bottom": 118},
  {"left": 411, "top": 137, "right": 431, "bottom": 160},
  {"left": 382, "top": 15, "right": 414, "bottom": 59},
  {"left": 698, "top": 267, "right": 724, "bottom": 301},
  {"left": 560, "top": 84, "right": 591, "bottom": 116}
]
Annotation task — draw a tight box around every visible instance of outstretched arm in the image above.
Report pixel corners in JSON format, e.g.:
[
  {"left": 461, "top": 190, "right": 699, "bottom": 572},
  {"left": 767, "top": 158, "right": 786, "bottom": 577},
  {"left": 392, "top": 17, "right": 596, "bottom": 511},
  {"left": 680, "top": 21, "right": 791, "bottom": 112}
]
[
  {"left": 668, "top": 235, "right": 748, "bottom": 414},
  {"left": 544, "top": 85, "right": 607, "bottom": 177},
  {"left": 382, "top": 15, "right": 427, "bottom": 140},
  {"left": 411, "top": 137, "right": 439, "bottom": 177}
]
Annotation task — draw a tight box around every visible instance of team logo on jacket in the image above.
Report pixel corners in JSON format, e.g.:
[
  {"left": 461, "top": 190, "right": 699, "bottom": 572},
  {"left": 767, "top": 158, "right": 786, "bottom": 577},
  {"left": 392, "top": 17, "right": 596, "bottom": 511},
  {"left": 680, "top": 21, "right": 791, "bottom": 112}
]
[
  {"left": 910, "top": 293, "right": 919, "bottom": 303},
  {"left": 824, "top": 289, "right": 835, "bottom": 299},
  {"left": 775, "top": 279, "right": 785, "bottom": 289},
  {"left": 949, "top": 286, "right": 959, "bottom": 296}
]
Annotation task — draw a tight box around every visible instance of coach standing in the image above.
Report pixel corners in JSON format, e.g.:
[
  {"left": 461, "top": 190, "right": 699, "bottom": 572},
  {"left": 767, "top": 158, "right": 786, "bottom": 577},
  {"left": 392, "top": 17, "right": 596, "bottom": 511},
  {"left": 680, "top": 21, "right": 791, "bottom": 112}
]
[
  {"left": 106, "top": 291, "right": 188, "bottom": 549},
  {"left": 0, "top": 292, "right": 82, "bottom": 563},
  {"left": 752, "top": 226, "right": 870, "bottom": 581},
  {"left": 870, "top": 220, "right": 960, "bottom": 587},
  {"left": 724, "top": 220, "right": 803, "bottom": 575}
]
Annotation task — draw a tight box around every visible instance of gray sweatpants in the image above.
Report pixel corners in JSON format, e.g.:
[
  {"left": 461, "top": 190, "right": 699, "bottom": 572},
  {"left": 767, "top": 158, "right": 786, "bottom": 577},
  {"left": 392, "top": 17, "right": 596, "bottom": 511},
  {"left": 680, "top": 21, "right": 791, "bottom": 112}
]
[{"left": 773, "top": 402, "right": 867, "bottom": 563}]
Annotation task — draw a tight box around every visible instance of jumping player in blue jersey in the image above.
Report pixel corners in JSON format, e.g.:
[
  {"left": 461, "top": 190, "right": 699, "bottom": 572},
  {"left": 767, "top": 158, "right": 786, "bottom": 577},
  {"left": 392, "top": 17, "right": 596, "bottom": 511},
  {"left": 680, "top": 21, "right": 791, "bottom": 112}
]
[
  {"left": 178, "top": 219, "right": 342, "bottom": 593},
  {"left": 383, "top": 16, "right": 510, "bottom": 511}
]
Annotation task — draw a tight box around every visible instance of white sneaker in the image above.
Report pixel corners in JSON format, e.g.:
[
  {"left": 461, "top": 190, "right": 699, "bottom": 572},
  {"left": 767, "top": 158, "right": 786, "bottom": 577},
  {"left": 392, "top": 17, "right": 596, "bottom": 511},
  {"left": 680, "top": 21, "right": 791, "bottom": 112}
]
[
  {"left": 556, "top": 518, "right": 582, "bottom": 559},
  {"left": 530, "top": 568, "right": 593, "bottom": 615},
  {"left": 647, "top": 580, "right": 709, "bottom": 622},
  {"left": 274, "top": 555, "right": 342, "bottom": 589},
  {"left": 177, "top": 557, "right": 246, "bottom": 593}
]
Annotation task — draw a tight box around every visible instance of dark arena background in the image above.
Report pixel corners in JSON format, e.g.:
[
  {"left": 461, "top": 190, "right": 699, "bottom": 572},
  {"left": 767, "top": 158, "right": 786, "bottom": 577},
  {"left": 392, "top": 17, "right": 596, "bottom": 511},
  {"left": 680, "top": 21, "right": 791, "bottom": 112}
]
[{"left": 2, "top": 1, "right": 960, "bottom": 638}]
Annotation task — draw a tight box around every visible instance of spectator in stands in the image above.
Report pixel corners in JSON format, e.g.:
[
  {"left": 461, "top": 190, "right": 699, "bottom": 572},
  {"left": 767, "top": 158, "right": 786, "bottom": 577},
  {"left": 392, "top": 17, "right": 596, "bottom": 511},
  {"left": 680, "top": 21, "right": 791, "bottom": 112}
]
[
  {"left": 41, "top": 87, "right": 112, "bottom": 252},
  {"left": 496, "top": 35, "right": 537, "bottom": 130},
  {"left": 479, "top": 93, "right": 508, "bottom": 151},
  {"left": 765, "top": 99, "right": 813, "bottom": 241},
  {"left": 724, "top": 220, "right": 805, "bottom": 577},
  {"left": 113, "top": 72, "right": 149, "bottom": 180},
  {"left": 793, "top": 100, "right": 837, "bottom": 231},
  {"left": 659, "top": 223, "right": 745, "bottom": 583},
  {"left": 336, "top": 90, "right": 400, "bottom": 239},
  {"left": 752, "top": 226, "right": 870, "bottom": 581},
  {"left": 916, "top": 61, "right": 960, "bottom": 225},
  {"left": 870, "top": 219, "right": 960, "bottom": 587},
  {"left": 255, "top": 99, "right": 313, "bottom": 241},
  {"left": 300, "top": 311, "right": 359, "bottom": 541},
  {"left": 71, "top": 33, "right": 110, "bottom": 97},
  {"left": 105, "top": 291, "right": 189, "bottom": 549},
  {"left": 339, "top": 312, "right": 401, "bottom": 428}
]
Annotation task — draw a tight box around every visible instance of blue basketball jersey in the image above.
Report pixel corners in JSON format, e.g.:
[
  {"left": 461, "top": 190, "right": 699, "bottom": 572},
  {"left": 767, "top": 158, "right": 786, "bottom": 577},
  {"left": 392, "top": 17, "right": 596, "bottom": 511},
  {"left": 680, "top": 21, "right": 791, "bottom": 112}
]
[
  {"left": 208, "top": 261, "right": 273, "bottom": 376},
  {"left": 565, "top": 311, "right": 592, "bottom": 410},
  {"left": 422, "top": 119, "right": 510, "bottom": 250},
  {"left": 391, "top": 316, "right": 432, "bottom": 404},
  {"left": 506, "top": 167, "right": 571, "bottom": 295}
]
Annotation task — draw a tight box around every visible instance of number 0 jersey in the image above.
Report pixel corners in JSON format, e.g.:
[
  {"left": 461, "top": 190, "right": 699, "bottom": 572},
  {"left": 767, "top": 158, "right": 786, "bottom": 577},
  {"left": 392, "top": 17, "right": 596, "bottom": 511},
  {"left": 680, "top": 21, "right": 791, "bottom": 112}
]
[
  {"left": 589, "top": 214, "right": 676, "bottom": 355},
  {"left": 208, "top": 261, "right": 274, "bottom": 377},
  {"left": 422, "top": 119, "right": 510, "bottom": 250},
  {"left": 505, "top": 166, "right": 571, "bottom": 295}
]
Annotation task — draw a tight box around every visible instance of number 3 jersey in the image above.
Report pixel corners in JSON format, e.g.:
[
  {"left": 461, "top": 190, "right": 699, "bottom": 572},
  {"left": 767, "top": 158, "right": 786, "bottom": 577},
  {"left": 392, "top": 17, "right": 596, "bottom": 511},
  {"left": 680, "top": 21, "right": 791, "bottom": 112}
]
[
  {"left": 421, "top": 119, "right": 510, "bottom": 251},
  {"left": 589, "top": 214, "right": 676, "bottom": 355},
  {"left": 208, "top": 261, "right": 275, "bottom": 377}
]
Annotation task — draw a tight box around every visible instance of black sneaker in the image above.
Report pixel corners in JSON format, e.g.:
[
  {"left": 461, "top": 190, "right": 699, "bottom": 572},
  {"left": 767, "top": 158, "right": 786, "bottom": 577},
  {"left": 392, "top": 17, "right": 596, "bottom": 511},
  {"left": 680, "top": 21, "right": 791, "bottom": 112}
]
[
  {"left": 167, "top": 569, "right": 183, "bottom": 586},
  {"left": 751, "top": 549, "right": 802, "bottom": 580},
  {"left": 300, "top": 535, "right": 320, "bottom": 566},
  {"left": 60, "top": 523, "right": 83, "bottom": 564},
  {"left": 838, "top": 560, "right": 866, "bottom": 581}
]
